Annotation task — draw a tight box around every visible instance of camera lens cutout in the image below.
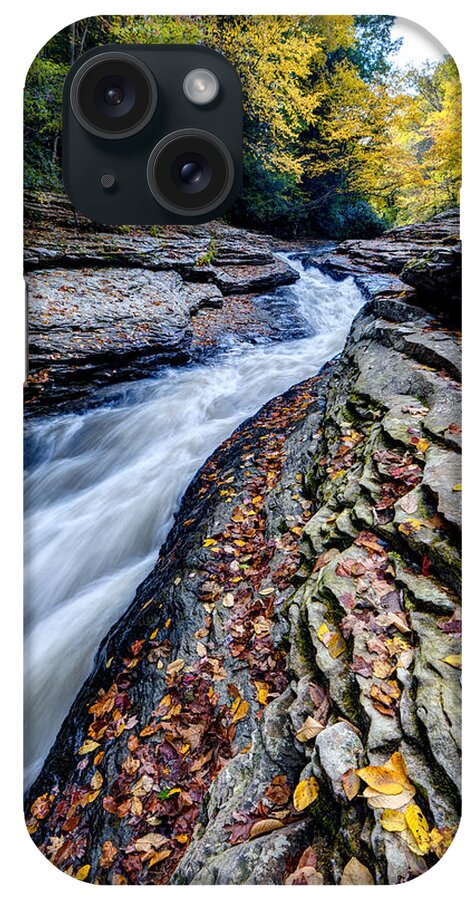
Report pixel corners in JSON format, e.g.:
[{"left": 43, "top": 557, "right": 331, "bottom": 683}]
[
  {"left": 147, "top": 129, "right": 235, "bottom": 216},
  {"left": 70, "top": 52, "right": 157, "bottom": 139}
]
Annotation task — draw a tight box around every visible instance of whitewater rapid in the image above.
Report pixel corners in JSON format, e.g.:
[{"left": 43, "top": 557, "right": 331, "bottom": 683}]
[{"left": 24, "top": 257, "right": 364, "bottom": 786}]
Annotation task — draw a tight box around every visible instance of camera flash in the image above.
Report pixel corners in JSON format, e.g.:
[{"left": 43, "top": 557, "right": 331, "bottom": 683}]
[{"left": 183, "top": 69, "right": 219, "bottom": 105}]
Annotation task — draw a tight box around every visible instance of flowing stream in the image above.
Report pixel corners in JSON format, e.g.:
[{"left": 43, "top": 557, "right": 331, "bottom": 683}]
[{"left": 24, "top": 256, "right": 364, "bottom": 787}]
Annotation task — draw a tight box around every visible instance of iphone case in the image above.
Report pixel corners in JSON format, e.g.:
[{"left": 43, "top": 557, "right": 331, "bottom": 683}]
[{"left": 24, "top": 15, "right": 461, "bottom": 885}]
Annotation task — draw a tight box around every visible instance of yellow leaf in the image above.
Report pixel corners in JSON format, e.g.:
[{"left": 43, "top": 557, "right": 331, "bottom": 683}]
[
  {"left": 91, "top": 770, "right": 103, "bottom": 790},
  {"left": 78, "top": 789, "right": 101, "bottom": 807},
  {"left": 76, "top": 865, "right": 91, "bottom": 881},
  {"left": 293, "top": 776, "right": 319, "bottom": 811},
  {"left": 341, "top": 857, "right": 374, "bottom": 885},
  {"left": 232, "top": 699, "right": 249, "bottom": 723},
  {"left": 150, "top": 628, "right": 159, "bottom": 640},
  {"left": 328, "top": 631, "right": 346, "bottom": 659},
  {"left": 381, "top": 809, "right": 407, "bottom": 832},
  {"left": 249, "top": 818, "right": 284, "bottom": 839},
  {"left": 388, "top": 752, "right": 408, "bottom": 782},
  {"left": 203, "top": 538, "right": 217, "bottom": 547},
  {"left": 442, "top": 655, "right": 461, "bottom": 668},
  {"left": 452, "top": 483, "right": 462, "bottom": 492},
  {"left": 415, "top": 438, "right": 429, "bottom": 453},
  {"left": 405, "top": 803, "right": 431, "bottom": 853},
  {"left": 175, "top": 834, "right": 189, "bottom": 844},
  {"left": 147, "top": 849, "right": 172, "bottom": 867},
  {"left": 317, "top": 623, "right": 329, "bottom": 642},
  {"left": 401, "top": 828, "right": 426, "bottom": 856},
  {"left": 255, "top": 682, "right": 270, "bottom": 705},
  {"left": 78, "top": 739, "right": 100, "bottom": 756},
  {"left": 355, "top": 765, "right": 405, "bottom": 794},
  {"left": 398, "top": 518, "right": 425, "bottom": 535}
]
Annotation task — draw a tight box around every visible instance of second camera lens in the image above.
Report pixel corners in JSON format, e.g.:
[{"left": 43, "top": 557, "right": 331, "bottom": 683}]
[{"left": 147, "top": 129, "right": 234, "bottom": 216}]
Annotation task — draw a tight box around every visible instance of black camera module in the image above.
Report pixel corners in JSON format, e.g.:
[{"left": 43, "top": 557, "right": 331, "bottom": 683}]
[
  {"left": 147, "top": 129, "right": 234, "bottom": 216},
  {"left": 70, "top": 51, "right": 158, "bottom": 139}
]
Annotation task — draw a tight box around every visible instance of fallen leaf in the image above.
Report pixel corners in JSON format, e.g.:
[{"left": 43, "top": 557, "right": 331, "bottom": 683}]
[
  {"left": 99, "top": 840, "right": 118, "bottom": 868},
  {"left": 381, "top": 809, "right": 407, "bottom": 832},
  {"left": 264, "top": 775, "right": 291, "bottom": 806},
  {"left": 342, "top": 769, "right": 360, "bottom": 801},
  {"left": 317, "top": 622, "right": 330, "bottom": 644},
  {"left": 135, "top": 833, "right": 169, "bottom": 853},
  {"left": 75, "top": 865, "right": 91, "bottom": 881},
  {"left": 147, "top": 849, "right": 172, "bottom": 867},
  {"left": 249, "top": 818, "right": 284, "bottom": 839},
  {"left": 31, "top": 793, "right": 54, "bottom": 819},
  {"left": 341, "top": 857, "right": 374, "bottom": 885},
  {"left": 295, "top": 716, "right": 324, "bottom": 743},
  {"left": 232, "top": 699, "right": 249, "bottom": 723},
  {"left": 78, "top": 739, "right": 100, "bottom": 756},
  {"left": 285, "top": 866, "right": 324, "bottom": 885},
  {"left": 355, "top": 763, "right": 406, "bottom": 794},
  {"left": 91, "top": 770, "right": 103, "bottom": 790},
  {"left": 166, "top": 658, "right": 185, "bottom": 676},
  {"left": 366, "top": 784, "right": 416, "bottom": 810},
  {"left": 293, "top": 776, "right": 319, "bottom": 811},
  {"left": 405, "top": 803, "right": 431, "bottom": 853},
  {"left": 328, "top": 631, "right": 346, "bottom": 659},
  {"left": 442, "top": 655, "right": 461, "bottom": 668}
]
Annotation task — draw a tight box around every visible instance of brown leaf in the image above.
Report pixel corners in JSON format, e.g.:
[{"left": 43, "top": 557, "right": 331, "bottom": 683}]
[
  {"left": 263, "top": 775, "right": 290, "bottom": 807},
  {"left": 134, "top": 833, "right": 170, "bottom": 853},
  {"left": 341, "top": 857, "right": 374, "bottom": 885},
  {"left": 342, "top": 768, "right": 360, "bottom": 801},
  {"left": 295, "top": 716, "right": 324, "bottom": 743},
  {"left": 285, "top": 866, "right": 324, "bottom": 885},
  {"left": 249, "top": 818, "right": 284, "bottom": 839},
  {"left": 365, "top": 785, "right": 416, "bottom": 810},
  {"left": 31, "top": 793, "right": 54, "bottom": 820},
  {"left": 99, "top": 840, "right": 118, "bottom": 868}
]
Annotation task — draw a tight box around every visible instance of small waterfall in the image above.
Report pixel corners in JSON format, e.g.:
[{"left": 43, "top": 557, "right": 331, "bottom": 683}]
[{"left": 24, "top": 257, "right": 364, "bottom": 786}]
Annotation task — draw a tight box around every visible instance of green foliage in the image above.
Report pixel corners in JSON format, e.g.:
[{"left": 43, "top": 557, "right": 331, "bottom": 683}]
[{"left": 24, "top": 15, "right": 461, "bottom": 237}]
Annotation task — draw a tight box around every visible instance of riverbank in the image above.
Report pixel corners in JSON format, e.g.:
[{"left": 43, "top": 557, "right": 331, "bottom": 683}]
[
  {"left": 25, "top": 196, "right": 461, "bottom": 415},
  {"left": 24, "top": 193, "right": 299, "bottom": 415},
  {"left": 25, "top": 206, "right": 461, "bottom": 885}
]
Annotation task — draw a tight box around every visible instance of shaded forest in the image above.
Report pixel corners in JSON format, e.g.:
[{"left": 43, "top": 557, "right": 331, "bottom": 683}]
[{"left": 24, "top": 15, "right": 461, "bottom": 238}]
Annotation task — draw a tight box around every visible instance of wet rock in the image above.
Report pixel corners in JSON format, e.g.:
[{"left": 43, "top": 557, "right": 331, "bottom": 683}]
[
  {"left": 312, "top": 722, "right": 364, "bottom": 800},
  {"left": 311, "top": 210, "right": 460, "bottom": 315},
  {"left": 402, "top": 244, "right": 461, "bottom": 304},
  {"left": 24, "top": 192, "right": 299, "bottom": 415}
]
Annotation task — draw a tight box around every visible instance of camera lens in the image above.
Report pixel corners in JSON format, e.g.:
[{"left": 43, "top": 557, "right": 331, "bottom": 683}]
[
  {"left": 147, "top": 129, "right": 234, "bottom": 216},
  {"left": 180, "top": 162, "right": 202, "bottom": 186},
  {"left": 104, "top": 86, "right": 124, "bottom": 106},
  {"left": 70, "top": 52, "right": 157, "bottom": 139}
]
